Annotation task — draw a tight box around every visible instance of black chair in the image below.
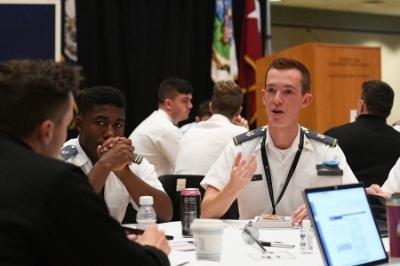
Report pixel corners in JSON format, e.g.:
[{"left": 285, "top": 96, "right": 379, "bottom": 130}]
[
  {"left": 367, "top": 194, "right": 388, "bottom": 237},
  {"left": 158, "top": 174, "right": 239, "bottom": 221}
]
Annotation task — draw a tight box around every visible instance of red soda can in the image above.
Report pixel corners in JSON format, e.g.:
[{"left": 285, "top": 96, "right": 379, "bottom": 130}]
[
  {"left": 387, "top": 193, "right": 400, "bottom": 257},
  {"left": 181, "top": 188, "right": 201, "bottom": 236}
]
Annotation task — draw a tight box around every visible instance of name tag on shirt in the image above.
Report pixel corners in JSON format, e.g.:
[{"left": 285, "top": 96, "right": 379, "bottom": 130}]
[{"left": 251, "top": 174, "right": 262, "bottom": 181}]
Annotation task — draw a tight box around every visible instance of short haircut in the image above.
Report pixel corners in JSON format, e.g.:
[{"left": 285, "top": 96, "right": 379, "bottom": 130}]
[
  {"left": 197, "top": 100, "right": 212, "bottom": 119},
  {"left": 211, "top": 81, "right": 243, "bottom": 118},
  {"left": 266, "top": 57, "right": 311, "bottom": 94},
  {"left": 0, "top": 59, "right": 81, "bottom": 138},
  {"left": 158, "top": 77, "right": 193, "bottom": 104},
  {"left": 77, "top": 86, "right": 126, "bottom": 115},
  {"left": 361, "top": 80, "right": 394, "bottom": 118}
]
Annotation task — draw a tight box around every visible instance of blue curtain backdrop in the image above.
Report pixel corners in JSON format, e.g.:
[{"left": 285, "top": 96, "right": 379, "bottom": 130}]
[
  {"left": 76, "top": 0, "right": 265, "bottom": 135},
  {"left": 0, "top": 4, "right": 55, "bottom": 62}
]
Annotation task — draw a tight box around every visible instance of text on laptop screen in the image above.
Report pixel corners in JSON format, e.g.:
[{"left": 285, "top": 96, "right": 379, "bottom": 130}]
[{"left": 306, "top": 186, "right": 387, "bottom": 266}]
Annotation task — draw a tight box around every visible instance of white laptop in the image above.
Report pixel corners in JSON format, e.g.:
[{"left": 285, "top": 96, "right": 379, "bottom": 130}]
[{"left": 303, "top": 183, "right": 388, "bottom": 266}]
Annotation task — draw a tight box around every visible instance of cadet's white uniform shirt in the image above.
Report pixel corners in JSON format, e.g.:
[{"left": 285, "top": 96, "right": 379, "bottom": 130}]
[
  {"left": 129, "top": 109, "right": 182, "bottom": 176},
  {"left": 180, "top": 121, "right": 198, "bottom": 135},
  {"left": 175, "top": 114, "right": 247, "bottom": 175},
  {"left": 382, "top": 157, "right": 400, "bottom": 193},
  {"left": 201, "top": 127, "right": 358, "bottom": 219},
  {"left": 63, "top": 138, "right": 165, "bottom": 221}
]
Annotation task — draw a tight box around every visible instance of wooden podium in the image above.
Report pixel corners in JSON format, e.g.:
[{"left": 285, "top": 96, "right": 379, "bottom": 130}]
[{"left": 255, "top": 42, "right": 381, "bottom": 132}]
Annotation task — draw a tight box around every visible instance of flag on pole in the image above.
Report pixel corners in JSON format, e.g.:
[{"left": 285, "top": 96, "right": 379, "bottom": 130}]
[
  {"left": 63, "top": 0, "right": 77, "bottom": 63},
  {"left": 63, "top": 0, "right": 79, "bottom": 137},
  {"left": 211, "top": 0, "right": 238, "bottom": 82},
  {"left": 238, "top": 0, "right": 263, "bottom": 125}
]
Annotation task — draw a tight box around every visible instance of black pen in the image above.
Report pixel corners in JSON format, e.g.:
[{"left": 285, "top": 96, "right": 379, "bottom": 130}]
[
  {"left": 122, "top": 226, "right": 174, "bottom": 240},
  {"left": 260, "top": 241, "right": 294, "bottom": 248},
  {"left": 243, "top": 228, "right": 267, "bottom": 254}
]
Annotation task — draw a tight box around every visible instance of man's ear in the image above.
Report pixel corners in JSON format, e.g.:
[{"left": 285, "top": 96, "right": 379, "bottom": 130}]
[
  {"left": 261, "top": 89, "right": 267, "bottom": 106},
  {"left": 38, "top": 119, "right": 54, "bottom": 146},
  {"left": 164, "top": 98, "right": 173, "bottom": 111},
  {"left": 357, "top": 98, "right": 367, "bottom": 115},
  {"left": 301, "top": 93, "right": 313, "bottom": 108}
]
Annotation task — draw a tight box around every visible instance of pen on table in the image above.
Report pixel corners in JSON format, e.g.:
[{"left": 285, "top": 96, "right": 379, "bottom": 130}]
[
  {"left": 243, "top": 228, "right": 267, "bottom": 254},
  {"left": 122, "top": 226, "right": 174, "bottom": 240},
  {"left": 260, "top": 241, "right": 295, "bottom": 248}
]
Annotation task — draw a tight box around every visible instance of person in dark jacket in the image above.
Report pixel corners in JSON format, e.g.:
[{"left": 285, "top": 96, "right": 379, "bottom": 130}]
[
  {"left": 0, "top": 59, "right": 170, "bottom": 266},
  {"left": 325, "top": 80, "right": 400, "bottom": 187}
]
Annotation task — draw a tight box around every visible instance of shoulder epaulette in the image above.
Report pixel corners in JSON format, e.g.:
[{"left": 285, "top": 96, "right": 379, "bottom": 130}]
[
  {"left": 233, "top": 127, "right": 266, "bottom": 145},
  {"left": 58, "top": 145, "right": 78, "bottom": 161},
  {"left": 303, "top": 129, "right": 337, "bottom": 147}
]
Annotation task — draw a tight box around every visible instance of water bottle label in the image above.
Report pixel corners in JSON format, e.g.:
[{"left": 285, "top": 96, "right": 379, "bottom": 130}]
[{"left": 136, "top": 219, "right": 156, "bottom": 230}]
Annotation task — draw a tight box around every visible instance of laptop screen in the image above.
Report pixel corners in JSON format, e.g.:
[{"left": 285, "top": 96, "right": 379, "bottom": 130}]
[{"left": 304, "top": 184, "right": 388, "bottom": 266}]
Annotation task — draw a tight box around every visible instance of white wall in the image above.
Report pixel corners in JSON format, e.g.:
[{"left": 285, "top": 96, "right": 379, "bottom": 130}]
[{"left": 271, "top": 26, "right": 400, "bottom": 124}]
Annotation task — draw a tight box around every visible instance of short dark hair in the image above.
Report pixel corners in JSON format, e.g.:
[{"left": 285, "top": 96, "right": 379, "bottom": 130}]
[
  {"left": 211, "top": 81, "right": 243, "bottom": 118},
  {"left": 266, "top": 57, "right": 311, "bottom": 94},
  {"left": 77, "top": 86, "right": 126, "bottom": 115},
  {"left": 0, "top": 59, "right": 81, "bottom": 138},
  {"left": 361, "top": 80, "right": 394, "bottom": 118},
  {"left": 158, "top": 77, "right": 193, "bottom": 104},
  {"left": 197, "top": 100, "right": 211, "bottom": 119}
]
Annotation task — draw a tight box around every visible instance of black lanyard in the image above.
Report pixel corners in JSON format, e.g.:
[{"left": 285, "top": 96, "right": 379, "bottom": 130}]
[{"left": 260, "top": 129, "right": 304, "bottom": 215}]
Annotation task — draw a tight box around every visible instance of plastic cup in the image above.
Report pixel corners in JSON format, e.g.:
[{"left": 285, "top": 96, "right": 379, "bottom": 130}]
[{"left": 190, "top": 219, "right": 224, "bottom": 261}]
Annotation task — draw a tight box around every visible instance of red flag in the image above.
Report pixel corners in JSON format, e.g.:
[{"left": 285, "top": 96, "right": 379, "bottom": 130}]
[{"left": 238, "top": 0, "right": 263, "bottom": 126}]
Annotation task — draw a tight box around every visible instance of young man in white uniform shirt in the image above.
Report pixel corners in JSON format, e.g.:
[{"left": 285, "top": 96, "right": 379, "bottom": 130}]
[
  {"left": 62, "top": 86, "right": 172, "bottom": 222},
  {"left": 129, "top": 78, "right": 193, "bottom": 176},
  {"left": 201, "top": 58, "right": 358, "bottom": 222},
  {"left": 180, "top": 99, "right": 212, "bottom": 134},
  {"left": 175, "top": 81, "right": 248, "bottom": 175}
]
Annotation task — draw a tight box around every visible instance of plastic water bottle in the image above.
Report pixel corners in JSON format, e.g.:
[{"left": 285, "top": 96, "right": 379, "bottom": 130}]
[
  {"left": 136, "top": 196, "right": 157, "bottom": 230},
  {"left": 300, "top": 220, "right": 314, "bottom": 253}
]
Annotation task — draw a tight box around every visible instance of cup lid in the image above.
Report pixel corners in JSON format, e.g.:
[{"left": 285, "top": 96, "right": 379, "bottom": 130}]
[{"left": 191, "top": 219, "right": 224, "bottom": 231}]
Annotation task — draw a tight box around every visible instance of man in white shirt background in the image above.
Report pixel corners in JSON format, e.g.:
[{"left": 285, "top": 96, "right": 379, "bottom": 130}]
[
  {"left": 180, "top": 99, "right": 212, "bottom": 134},
  {"left": 129, "top": 77, "right": 193, "bottom": 176},
  {"left": 62, "top": 86, "right": 172, "bottom": 223},
  {"left": 175, "top": 80, "right": 248, "bottom": 175}
]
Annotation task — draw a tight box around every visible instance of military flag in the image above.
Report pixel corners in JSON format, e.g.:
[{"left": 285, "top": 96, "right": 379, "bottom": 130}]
[{"left": 238, "top": 0, "right": 263, "bottom": 125}]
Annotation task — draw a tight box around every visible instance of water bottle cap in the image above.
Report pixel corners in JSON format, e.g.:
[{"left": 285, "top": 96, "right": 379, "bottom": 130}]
[
  {"left": 302, "top": 219, "right": 311, "bottom": 229},
  {"left": 139, "top": 196, "right": 153, "bottom": 205}
]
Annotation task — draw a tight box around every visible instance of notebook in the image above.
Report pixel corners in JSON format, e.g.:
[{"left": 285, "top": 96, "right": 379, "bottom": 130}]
[{"left": 303, "top": 183, "right": 388, "bottom": 266}]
